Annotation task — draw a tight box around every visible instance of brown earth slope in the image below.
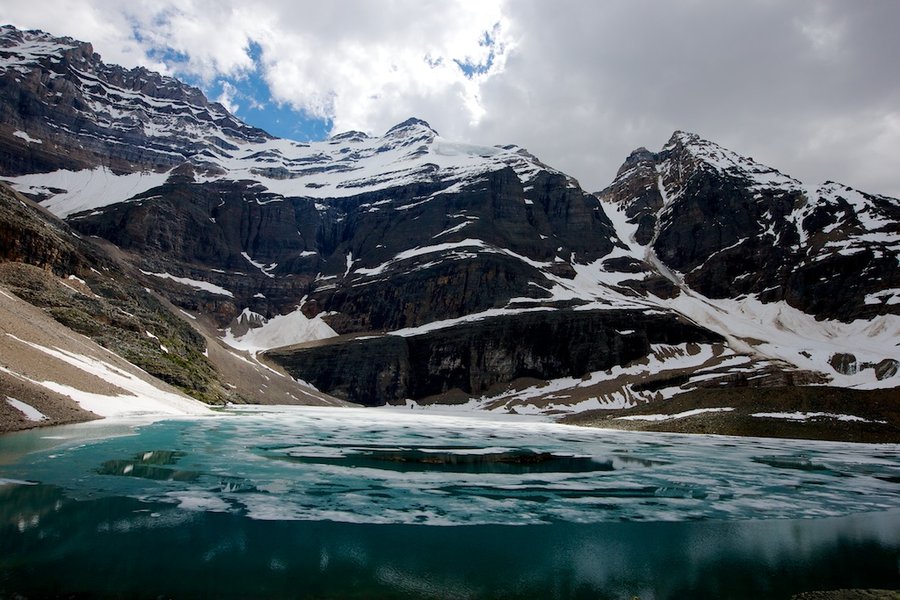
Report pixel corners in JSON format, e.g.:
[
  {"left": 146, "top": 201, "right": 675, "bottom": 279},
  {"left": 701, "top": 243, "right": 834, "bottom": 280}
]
[{"left": 563, "top": 386, "right": 900, "bottom": 443}]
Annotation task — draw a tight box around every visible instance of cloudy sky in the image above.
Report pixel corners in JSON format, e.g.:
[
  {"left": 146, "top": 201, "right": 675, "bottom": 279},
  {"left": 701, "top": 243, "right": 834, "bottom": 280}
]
[{"left": 4, "top": 1, "right": 899, "bottom": 196}]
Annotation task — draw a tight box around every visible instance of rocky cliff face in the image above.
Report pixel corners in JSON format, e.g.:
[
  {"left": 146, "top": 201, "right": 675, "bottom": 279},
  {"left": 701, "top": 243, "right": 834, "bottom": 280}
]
[
  {"left": 63, "top": 162, "right": 622, "bottom": 331},
  {"left": 0, "top": 180, "right": 343, "bottom": 410},
  {"left": 0, "top": 25, "right": 268, "bottom": 177},
  {"left": 0, "top": 26, "right": 897, "bottom": 412},
  {"left": 0, "top": 182, "right": 224, "bottom": 402},
  {"left": 268, "top": 309, "right": 721, "bottom": 406},
  {"left": 598, "top": 132, "right": 900, "bottom": 322}
]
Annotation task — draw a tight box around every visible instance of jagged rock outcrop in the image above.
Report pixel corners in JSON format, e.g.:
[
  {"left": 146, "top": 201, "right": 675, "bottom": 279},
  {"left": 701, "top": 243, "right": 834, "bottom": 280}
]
[
  {"left": 65, "top": 161, "right": 623, "bottom": 332},
  {"left": 0, "top": 185, "right": 84, "bottom": 274},
  {"left": 598, "top": 131, "right": 900, "bottom": 322},
  {"left": 0, "top": 25, "right": 269, "bottom": 177},
  {"left": 268, "top": 309, "right": 722, "bottom": 405}
]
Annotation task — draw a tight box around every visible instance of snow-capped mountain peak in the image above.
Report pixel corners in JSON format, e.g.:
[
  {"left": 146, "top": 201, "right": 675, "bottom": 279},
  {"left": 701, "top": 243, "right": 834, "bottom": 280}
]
[
  {"left": 328, "top": 130, "right": 371, "bottom": 143},
  {"left": 599, "top": 131, "right": 900, "bottom": 323},
  {"left": 7, "top": 112, "right": 564, "bottom": 215},
  {"left": 0, "top": 24, "right": 84, "bottom": 68},
  {"left": 384, "top": 117, "right": 438, "bottom": 137},
  {"left": 0, "top": 25, "right": 571, "bottom": 214},
  {"left": 1, "top": 25, "right": 897, "bottom": 414},
  {"left": 663, "top": 131, "right": 801, "bottom": 191},
  {"left": 0, "top": 24, "right": 269, "bottom": 178}
]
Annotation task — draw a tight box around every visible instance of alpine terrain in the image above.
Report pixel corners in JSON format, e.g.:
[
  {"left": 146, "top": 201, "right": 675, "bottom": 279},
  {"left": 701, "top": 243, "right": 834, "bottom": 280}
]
[{"left": 0, "top": 25, "right": 897, "bottom": 438}]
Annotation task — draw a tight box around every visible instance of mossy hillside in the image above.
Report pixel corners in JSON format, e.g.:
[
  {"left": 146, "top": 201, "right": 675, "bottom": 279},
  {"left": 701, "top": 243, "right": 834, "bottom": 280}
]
[{"left": 0, "top": 184, "right": 227, "bottom": 405}]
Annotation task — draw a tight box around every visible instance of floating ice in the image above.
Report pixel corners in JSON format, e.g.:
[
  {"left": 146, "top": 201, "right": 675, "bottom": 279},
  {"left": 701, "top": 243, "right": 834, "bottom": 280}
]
[{"left": 3, "top": 406, "right": 897, "bottom": 526}]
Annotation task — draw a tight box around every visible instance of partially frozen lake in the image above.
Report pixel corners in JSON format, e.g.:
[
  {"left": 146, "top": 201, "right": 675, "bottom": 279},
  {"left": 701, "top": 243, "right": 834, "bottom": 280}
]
[{"left": 1, "top": 406, "right": 898, "bottom": 598}]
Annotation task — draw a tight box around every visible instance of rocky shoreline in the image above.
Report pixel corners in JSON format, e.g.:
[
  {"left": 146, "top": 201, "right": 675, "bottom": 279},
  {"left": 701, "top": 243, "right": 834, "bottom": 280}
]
[
  {"left": 791, "top": 591, "right": 900, "bottom": 600},
  {"left": 5, "top": 386, "right": 899, "bottom": 445},
  {"left": 562, "top": 387, "right": 900, "bottom": 444}
]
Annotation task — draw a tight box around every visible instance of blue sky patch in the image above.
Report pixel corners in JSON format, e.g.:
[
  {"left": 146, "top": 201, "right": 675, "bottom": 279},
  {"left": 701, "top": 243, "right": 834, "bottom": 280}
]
[
  {"left": 454, "top": 25, "right": 499, "bottom": 79},
  {"left": 162, "top": 39, "right": 333, "bottom": 142}
]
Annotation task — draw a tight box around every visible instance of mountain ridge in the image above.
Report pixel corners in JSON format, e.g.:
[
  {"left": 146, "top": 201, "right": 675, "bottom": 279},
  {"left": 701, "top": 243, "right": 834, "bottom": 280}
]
[
  {"left": 0, "top": 25, "right": 897, "bottom": 425},
  {"left": 598, "top": 130, "right": 899, "bottom": 322},
  {"left": 0, "top": 25, "right": 269, "bottom": 178}
]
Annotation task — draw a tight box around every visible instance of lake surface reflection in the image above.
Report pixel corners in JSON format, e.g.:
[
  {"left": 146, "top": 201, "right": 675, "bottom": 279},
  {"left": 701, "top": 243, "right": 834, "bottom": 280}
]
[{"left": 1, "top": 406, "right": 898, "bottom": 599}]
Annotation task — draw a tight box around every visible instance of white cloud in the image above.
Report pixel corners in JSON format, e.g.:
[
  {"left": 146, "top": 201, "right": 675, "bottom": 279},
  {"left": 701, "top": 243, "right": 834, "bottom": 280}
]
[
  {"left": 216, "top": 80, "right": 239, "bottom": 114},
  {"left": 470, "top": 1, "right": 900, "bottom": 196},
  {"left": 795, "top": 3, "right": 847, "bottom": 57},
  {"left": 2, "top": 0, "right": 899, "bottom": 197},
  {"left": 244, "top": 1, "right": 512, "bottom": 134},
  {"left": 48, "top": 0, "right": 511, "bottom": 136},
  {"left": 0, "top": 0, "right": 168, "bottom": 72},
  {"left": 129, "top": 1, "right": 258, "bottom": 82},
  {"left": 795, "top": 110, "right": 900, "bottom": 197}
]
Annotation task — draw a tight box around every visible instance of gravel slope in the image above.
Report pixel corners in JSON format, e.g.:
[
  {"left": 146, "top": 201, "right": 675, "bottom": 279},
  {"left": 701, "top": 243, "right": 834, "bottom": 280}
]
[{"left": 563, "top": 386, "right": 900, "bottom": 443}]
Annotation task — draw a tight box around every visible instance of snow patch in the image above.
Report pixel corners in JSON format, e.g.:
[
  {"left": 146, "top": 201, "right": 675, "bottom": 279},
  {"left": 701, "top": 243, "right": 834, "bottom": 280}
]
[
  {"left": 13, "top": 130, "right": 42, "bottom": 144},
  {"left": 356, "top": 239, "right": 492, "bottom": 277},
  {"left": 1, "top": 337, "right": 210, "bottom": 418},
  {"left": 616, "top": 408, "right": 735, "bottom": 422},
  {"left": 140, "top": 270, "right": 234, "bottom": 297},
  {"left": 222, "top": 307, "right": 337, "bottom": 353},
  {"left": 661, "top": 294, "right": 900, "bottom": 389},
  {"left": 241, "top": 252, "right": 277, "bottom": 278},
  {"left": 751, "top": 412, "right": 885, "bottom": 424},
  {"left": 389, "top": 307, "right": 553, "bottom": 338},
  {"left": 433, "top": 218, "right": 478, "bottom": 239},
  {"left": 6, "top": 396, "right": 47, "bottom": 421},
  {"left": 9, "top": 167, "right": 171, "bottom": 218}
]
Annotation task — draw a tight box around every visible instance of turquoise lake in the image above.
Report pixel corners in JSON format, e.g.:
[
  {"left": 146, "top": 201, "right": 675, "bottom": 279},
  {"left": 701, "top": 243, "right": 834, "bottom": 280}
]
[{"left": 1, "top": 406, "right": 898, "bottom": 599}]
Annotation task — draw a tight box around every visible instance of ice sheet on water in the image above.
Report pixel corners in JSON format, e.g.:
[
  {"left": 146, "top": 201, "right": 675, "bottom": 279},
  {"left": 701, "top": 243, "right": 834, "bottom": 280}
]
[{"left": 2, "top": 406, "right": 898, "bottom": 526}]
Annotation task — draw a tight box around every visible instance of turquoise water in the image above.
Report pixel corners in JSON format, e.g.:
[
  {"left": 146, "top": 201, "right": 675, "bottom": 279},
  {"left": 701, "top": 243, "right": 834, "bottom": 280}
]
[{"left": 1, "top": 406, "right": 899, "bottom": 599}]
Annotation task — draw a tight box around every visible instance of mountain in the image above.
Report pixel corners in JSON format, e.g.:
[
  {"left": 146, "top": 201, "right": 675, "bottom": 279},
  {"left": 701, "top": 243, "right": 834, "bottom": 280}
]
[
  {"left": 0, "top": 24, "right": 268, "bottom": 177},
  {"left": 599, "top": 132, "right": 900, "bottom": 322},
  {"left": 596, "top": 133, "right": 899, "bottom": 384},
  {"left": 0, "top": 25, "right": 897, "bottom": 426},
  {"left": 0, "top": 178, "right": 341, "bottom": 431}
]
